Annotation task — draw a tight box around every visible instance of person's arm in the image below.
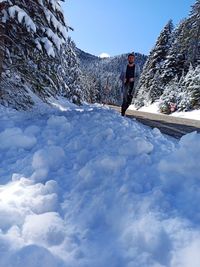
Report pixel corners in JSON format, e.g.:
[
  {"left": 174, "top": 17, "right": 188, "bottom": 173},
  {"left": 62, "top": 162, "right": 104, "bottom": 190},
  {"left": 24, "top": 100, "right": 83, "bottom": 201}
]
[
  {"left": 135, "top": 64, "right": 140, "bottom": 78},
  {"left": 119, "top": 71, "right": 124, "bottom": 81}
]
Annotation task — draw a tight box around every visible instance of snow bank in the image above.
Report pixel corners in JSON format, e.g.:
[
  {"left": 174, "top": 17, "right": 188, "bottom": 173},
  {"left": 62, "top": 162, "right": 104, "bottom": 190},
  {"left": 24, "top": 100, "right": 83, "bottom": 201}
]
[
  {"left": 130, "top": 101, "right": 200, "bottom": 121},
  {"left": 0, "top": 98, "right": 200, "bottom": 267}
]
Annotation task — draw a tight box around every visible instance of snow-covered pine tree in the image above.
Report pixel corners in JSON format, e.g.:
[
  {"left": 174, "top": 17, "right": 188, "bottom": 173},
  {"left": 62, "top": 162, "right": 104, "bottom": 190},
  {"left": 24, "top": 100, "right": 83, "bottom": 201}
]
[
  {"left": 177, "top": 64, "right": 200, "bottom": 111},
  {"left": 161, "top": 1, "right": 200, "bottom": 87},
  {"left": 159, "top": 75, "right": 182, "bottom": 114},
  {"left": 60, "top": 37, "right": 83, "bottom": 104},
  {"left": 188, "top": 65, "right": 200, "bottom": 107},
  {"left": 159, "top": 19, "right": 188, "bottom": 87},
  {"left": 135, "top": 20, "right": 174, "bottom": 108},
  {"left": 187, "top": 0, "right": 200, "bottom": 65},
  {"left": 0, "top": 0, "right": 81, "bottom": 108},
  {"left": 160, "top": 64, "right": 200, "bottom": 113}
]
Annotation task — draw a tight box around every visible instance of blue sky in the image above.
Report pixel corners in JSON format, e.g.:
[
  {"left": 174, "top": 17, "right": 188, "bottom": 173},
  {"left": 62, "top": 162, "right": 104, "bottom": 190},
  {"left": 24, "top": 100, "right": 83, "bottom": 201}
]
[{"left": 62, "top": 0, "right": 195, "bottom": 56}]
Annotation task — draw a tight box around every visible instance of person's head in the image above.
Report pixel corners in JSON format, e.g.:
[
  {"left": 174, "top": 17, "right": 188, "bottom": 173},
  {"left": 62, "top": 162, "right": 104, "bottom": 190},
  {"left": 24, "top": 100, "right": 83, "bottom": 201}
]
[{"left": 128, "top": 53, "right": 135, "bottom": 64}]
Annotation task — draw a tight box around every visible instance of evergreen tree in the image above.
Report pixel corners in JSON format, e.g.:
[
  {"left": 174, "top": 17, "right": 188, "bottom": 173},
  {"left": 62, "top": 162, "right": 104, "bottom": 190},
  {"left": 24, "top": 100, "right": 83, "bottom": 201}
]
[
  {"left": 60, "top": 38, "right": 83, "bottom": 104},
  {"left": 159, "top": 76, "right": 182, "bottom": 114},
  {"left": 161, "top": 1, "right": 200, "bottom": 87},
  {"left": 187, "top": 0, "right": 200, "bottom": 65},
  {"left": 160, "top": 19, "right": 188, "bottom": 86},
  {"left": 77, "top": 50, "right": 146, "bottom": 105},
  {"left": 135, "top": 20, "right": 174, "bottom": 107},
  {"left": 178, "top": 65, "right": 200, "bottom": 110},
  {"left": 0, "top": 0, "right": 82, "bottom": 108}
]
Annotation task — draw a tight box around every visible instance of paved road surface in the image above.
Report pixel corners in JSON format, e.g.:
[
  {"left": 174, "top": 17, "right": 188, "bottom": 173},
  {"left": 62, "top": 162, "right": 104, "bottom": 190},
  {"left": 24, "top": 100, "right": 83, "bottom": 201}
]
[{"left": 108, "top": 105, "right": 200, "bottom": 139}]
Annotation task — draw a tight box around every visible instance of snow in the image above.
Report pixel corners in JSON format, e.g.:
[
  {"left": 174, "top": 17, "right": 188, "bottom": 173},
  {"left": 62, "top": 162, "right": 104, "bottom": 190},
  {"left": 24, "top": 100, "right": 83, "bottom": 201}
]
[
  {"left": 130, "top": 101, "right": 200, "bottom": 121},
  {"left": 171, "top": 109, "right": 200, "bottom": 120},
  {"left": 130, "top": 101, "right": 160, "bottom": 113},
  {"left": 99, "top": 53, "right": 110, "bottom": 58},
  {"left": 0, "top": 98, "right": 200, "bottom": 266},
  {"left": 47, "top": 0, "right": 62, "bottom": 12},
  {"left": 45, "top": 28, "right": 65, "bottom": 50},
  {"left": 8, "top": 6, "right": 37, "bottom": 33},
  {"left": 44, "top": 8, "right": 68, "bottom": 40},
  {"left": 0, "top": 128, "right": 37, "bottom": 150},
  {"left": 40, "top": 37, "right": 56, "bottom": 57}
]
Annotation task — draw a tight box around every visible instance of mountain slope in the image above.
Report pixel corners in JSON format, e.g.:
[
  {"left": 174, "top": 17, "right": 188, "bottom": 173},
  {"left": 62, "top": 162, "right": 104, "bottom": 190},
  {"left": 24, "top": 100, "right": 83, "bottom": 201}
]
[{"left": 76, "top": 48, "right": 147, "bottom": 105}]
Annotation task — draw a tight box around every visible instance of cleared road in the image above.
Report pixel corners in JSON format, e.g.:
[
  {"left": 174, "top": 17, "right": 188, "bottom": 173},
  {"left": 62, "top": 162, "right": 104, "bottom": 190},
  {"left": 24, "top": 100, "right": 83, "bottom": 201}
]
[{"left": 108, "top": 105, "right": 200, "bottom": 139}]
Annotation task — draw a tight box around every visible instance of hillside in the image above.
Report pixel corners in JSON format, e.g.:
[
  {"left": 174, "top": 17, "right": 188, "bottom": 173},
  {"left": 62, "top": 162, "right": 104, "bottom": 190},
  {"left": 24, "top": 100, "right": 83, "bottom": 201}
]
[{"left": 76, "top": 48, "right": 147, "bottom": 105}]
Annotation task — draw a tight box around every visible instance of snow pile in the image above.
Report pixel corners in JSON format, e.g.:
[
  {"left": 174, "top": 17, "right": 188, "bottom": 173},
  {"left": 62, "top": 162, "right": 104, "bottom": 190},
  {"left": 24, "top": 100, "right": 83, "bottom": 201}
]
[
  {"left": 130, "top": 101, "right": 200, "bottom": 122},
  {"left": 0, "top": 99, "right": 200, "bottom": 267}
]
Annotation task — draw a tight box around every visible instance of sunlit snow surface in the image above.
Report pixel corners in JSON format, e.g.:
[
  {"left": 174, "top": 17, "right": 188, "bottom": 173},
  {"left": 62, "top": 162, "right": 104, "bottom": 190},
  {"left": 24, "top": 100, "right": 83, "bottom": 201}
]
[
  {"left": 0, "top": 98, "right": 200, "bottom": 267},
  {"left": 130, "top": 101, "right": 200, "bottom": 121}
]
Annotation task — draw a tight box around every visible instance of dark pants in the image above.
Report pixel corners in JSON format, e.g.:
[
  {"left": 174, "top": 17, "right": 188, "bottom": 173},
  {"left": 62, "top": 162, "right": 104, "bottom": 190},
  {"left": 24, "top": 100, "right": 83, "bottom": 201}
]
[{"left": 121, "top": 82, "right": 134, "bottom": 116}]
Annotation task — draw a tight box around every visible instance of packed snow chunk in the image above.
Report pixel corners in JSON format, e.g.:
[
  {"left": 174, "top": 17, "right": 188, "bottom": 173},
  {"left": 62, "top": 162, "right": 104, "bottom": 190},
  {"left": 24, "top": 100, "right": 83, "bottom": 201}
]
[
  {"left": 47, "top": 115, "right": 72, "bottom": 132},
  {"left": 159, "top": 132, "right": 200, "bottom": 180},
  {"left": 98, "top": 155, "right": 126, "bottom": 172},
  {"left": 22, "top": 212, "right": 66, "bottom": 246},
  {"left": 0, "top": 204, "right": 23, "bottom": 231},
  {"left": 119, "top": 137, "right": 154, "bottom": 156},
  {"left": 171, "top": 238, "right": 200, "bottom": 267},
  {"left": 92, "top": 128, "right": 115, "bottom": 146},
  {"left": 152, "top": 127, "right": 163, "bottom": 138},
  {"left": 30, "top": 193, "right": 59, "bottom": 214},
  {"left": 32, "top": 145, "right": 66, "bottom": 174},
  {"left": 0, "top": 127, "right": 37, "bottom": 150},
  {"left": 12, "top": 173, "right": 26, "bottom": 182},
  {"left": 121, "top": 214, "right": 172, "bottom": 266},
  {"left": 158, "top": 132, "right": 200, "bottom": 222},
  {"left": 24, "top": 125, "right": 41, "bottom": 137},
  {"left": 0, "top": 235, "right": 10, "bottom": 258},
  {"left": 79, "top": 155, "right": 126, "bottom": 182},
  {"left": 5, "top": 244, "right": 65, "bottom": 267},
  {"left": 43, "top": 180, "right": 59, "bottom": 195}
]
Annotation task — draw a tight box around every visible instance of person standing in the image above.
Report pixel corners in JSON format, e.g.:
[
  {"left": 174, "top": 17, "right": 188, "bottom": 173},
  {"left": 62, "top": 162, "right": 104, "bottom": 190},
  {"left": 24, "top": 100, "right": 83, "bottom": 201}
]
[{"left": 120, "top": 53, "right": 137, "bottom": 116}]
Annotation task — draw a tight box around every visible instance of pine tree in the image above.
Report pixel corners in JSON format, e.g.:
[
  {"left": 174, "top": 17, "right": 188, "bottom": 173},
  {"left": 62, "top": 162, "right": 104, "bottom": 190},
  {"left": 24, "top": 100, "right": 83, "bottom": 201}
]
[
  {"left": 60, "top": 38, "right": 83, "bottom": 104},
  {"left": 134, "top": 1, "right": 200, "bottom": 112},
  {"left": 159, "top": 76, "right": 182, "bottom": 114},
  {"left": 135, "top": 20, "right": 174, "bottom": 107},
  {"left": 77, "top": 50, "right": 146, "bottom": 105},
  {"left": 178, "top": 65, "right": 200, "bottom": 110},
  {"left": 0, "top": 0, "right": 82, "bottom": 108},
  {"left": 159, "top": 19, "right": 188, "bottom": 87},
  {"left": 187, "top": 0, "right": 200, "bottom": 65},
  {"left": 161, "top": 1, "right": 200, "bottom": 87}
]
